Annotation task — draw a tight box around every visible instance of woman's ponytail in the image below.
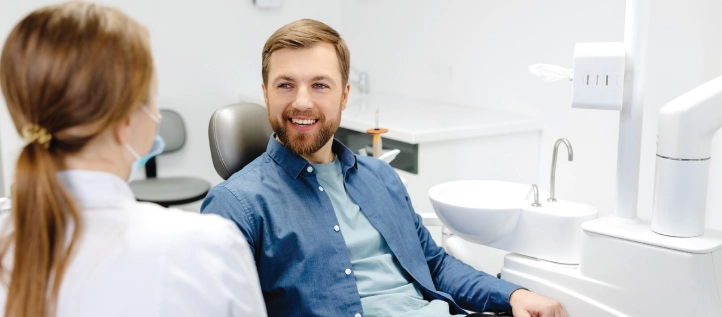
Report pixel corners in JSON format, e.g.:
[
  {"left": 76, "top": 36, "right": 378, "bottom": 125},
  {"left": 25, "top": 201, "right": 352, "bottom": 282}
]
[{"left": 6, "top": 141, "right": 81, "bottom": 317}]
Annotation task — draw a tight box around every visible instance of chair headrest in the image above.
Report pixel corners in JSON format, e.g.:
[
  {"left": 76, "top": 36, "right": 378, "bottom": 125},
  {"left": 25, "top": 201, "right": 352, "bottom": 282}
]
[{"left": 208, "top": 103, "right": 273, "bottom": 180}]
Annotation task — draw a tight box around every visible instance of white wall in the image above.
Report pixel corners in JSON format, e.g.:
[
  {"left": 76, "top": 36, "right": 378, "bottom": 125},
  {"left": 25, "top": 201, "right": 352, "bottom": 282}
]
[
  {"left": 0, "top": 0, "right": 342, "bottom": 202},
  {"left": 1, "top": 0, "right": 722, "bottom": 224},
  {"left": 341, "top": 0, "right": 722, "bottom": 226}
]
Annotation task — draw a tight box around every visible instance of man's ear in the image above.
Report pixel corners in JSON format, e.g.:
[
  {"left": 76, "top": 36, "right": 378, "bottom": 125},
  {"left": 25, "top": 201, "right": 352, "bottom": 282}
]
[
  {"left": 262, "top": 82, "right": 269, "bottom": 107},
  {"left": 341, "top": 82, "right": 351, "bottom": 111}
]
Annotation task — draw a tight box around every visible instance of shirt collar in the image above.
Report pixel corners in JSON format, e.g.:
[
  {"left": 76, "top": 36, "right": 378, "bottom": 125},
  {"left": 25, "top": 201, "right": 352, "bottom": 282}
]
[
  {"left": 266, "top": 134, "right": 358, "bottom": 179},
  {"left": 57, "top": 170, "right": 136, "bottom": 209}
]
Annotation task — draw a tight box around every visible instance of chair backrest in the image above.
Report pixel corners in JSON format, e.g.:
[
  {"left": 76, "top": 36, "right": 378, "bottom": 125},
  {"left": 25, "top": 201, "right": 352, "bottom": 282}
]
[
  {"left": 208, "top": 103, "right": 273, "bottom": 180},
  {"left": 159, "top": 109, "right": 185, "bottom": 154},
  {"left": 143, "top": 109, "right": 185, "bottom": 178}
]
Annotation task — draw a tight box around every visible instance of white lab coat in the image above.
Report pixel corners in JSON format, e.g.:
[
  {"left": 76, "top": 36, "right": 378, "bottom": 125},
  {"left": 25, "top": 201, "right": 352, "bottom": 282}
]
[{"left": 0, "top": 170, "right": 267, "bottom": 316}]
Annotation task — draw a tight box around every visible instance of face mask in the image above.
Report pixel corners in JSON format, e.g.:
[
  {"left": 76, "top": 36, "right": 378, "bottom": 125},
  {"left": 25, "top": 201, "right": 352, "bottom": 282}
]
[{"left": 124, "top": 107, "right": 165, "bottom": 182}]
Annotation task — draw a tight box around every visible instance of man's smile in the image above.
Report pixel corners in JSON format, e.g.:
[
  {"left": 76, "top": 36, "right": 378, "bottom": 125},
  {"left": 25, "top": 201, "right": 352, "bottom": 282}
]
[{"left": 290, "top": 118, "right": 318, "bottom": 126}]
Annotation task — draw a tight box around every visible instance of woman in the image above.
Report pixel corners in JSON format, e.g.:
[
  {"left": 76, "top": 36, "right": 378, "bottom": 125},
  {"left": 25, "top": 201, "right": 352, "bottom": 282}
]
[{"left": 0, "top": 2, "right": 266, "bottom": 317}]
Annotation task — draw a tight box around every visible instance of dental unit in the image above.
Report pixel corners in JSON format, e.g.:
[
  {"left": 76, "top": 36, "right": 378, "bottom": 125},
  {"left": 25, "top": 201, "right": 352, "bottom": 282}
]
[
  {"left": 652, "top": 76, "right": 722, "bottom": 238},
  {"left": 430, "top": 0, "right": 722, "bottom": 315}
]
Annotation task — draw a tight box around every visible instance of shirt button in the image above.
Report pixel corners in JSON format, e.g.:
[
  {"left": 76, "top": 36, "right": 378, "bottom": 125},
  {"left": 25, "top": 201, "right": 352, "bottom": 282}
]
[
  {"left": 355, "top": 314, "right": 361, "bottom": 317},
  {"left": 345, "top": 268, "right": 351, "bottom": 275},
  {"left": 307, "top": 166, "right": 313, "bottom": 173},
  {"left": 334, "top": 225, "right": 340, "bottom": 232},
  {"left": 318, "top": 186, "right": 324, "bottom": 192}
]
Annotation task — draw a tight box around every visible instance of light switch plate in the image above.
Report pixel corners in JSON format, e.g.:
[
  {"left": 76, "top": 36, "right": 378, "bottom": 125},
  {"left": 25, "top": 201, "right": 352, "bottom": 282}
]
[{"left": 572, "top": 42, "right": 625, "bottom": 111}]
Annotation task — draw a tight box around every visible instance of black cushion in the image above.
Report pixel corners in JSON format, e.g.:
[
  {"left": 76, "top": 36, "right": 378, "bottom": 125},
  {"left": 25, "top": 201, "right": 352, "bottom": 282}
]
[{"left": 208, "top": 103, "right": 273, "bottom": 180}]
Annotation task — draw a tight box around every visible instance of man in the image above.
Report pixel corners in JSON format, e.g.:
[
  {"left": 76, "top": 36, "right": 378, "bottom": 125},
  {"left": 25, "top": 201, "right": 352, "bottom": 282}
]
[{"left": 202, "top": 19, "right": 567, "bottom": 317}]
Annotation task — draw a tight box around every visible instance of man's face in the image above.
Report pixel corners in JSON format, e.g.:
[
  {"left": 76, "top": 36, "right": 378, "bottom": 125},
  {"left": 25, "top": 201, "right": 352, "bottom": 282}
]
[{"left": 262, "top": 42, "right": 350, "bottom": 156}]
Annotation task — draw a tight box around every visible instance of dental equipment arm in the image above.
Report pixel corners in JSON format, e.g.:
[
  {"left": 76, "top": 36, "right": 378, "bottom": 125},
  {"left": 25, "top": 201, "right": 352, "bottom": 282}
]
[
  {"left": 656, "top": 76, "right": 722, "bottom": 160},
  {"left": 652, "top": 75, "right": 722, "bottom": 237}
]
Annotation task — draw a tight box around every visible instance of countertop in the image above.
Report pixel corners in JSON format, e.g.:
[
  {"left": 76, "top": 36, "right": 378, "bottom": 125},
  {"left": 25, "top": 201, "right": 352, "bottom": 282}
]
[{"left": 340, "top": 94, "right": 543, "bottom": 144}]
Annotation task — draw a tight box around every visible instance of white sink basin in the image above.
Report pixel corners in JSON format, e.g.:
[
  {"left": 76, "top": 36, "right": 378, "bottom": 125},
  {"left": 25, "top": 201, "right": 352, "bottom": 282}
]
[{"left": 429, "top": 180, "right": 599, "bottom": 264}]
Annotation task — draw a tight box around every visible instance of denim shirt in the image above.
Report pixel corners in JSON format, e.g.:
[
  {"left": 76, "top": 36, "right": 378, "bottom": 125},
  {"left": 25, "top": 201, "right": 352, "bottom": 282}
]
[{"left": 201, "top": 136, "right": 521, "bottom": 317}]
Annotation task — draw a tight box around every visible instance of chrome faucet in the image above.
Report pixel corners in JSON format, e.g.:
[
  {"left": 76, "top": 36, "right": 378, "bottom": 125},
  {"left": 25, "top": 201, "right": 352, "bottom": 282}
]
[
  {"left": 526, "top": 184, "right": 542, "bottom": 207},
  {"left": 350, "top": 67, "right": 369, "bottom": 94},
  {"left": 548, "top": 138, "right": 573, "bottom": 202}
]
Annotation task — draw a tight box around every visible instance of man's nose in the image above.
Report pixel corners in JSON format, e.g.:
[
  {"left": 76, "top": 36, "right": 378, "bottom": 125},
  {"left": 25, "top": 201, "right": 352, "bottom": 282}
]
[{"left": 291, "top": 86, "right": 313, "bottom": 111}]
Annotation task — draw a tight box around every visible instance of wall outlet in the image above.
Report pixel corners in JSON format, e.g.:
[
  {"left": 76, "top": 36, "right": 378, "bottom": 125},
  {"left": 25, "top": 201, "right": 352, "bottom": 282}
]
[
  {"left": 572, "top": 42, "right": 625, "bottom": 111},
  {"left": 253, "top": 0, "right": 282, "bottom": 9}
]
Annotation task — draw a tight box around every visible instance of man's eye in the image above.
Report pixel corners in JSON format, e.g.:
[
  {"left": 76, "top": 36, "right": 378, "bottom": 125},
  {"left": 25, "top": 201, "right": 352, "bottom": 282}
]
[
  {"left": 278, "top": 83, "right": 292, "bottom": 89},
  {"left": 313, "top": 83, "right": 328, "bottom": 89}
]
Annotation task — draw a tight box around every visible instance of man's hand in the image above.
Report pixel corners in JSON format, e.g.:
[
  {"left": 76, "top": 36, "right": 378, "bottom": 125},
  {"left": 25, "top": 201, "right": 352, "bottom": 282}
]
[{"left": 509, "top": 289, "right": 568, "bottom": 317}]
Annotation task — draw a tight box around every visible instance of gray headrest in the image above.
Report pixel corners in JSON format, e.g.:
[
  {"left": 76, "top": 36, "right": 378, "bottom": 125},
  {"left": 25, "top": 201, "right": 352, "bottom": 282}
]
[
  {"left": 159, "top": 109, "right": 185, "bottom": 153},
  {"left": 208, "top": 103, "right": 273, "bottom": 180}
]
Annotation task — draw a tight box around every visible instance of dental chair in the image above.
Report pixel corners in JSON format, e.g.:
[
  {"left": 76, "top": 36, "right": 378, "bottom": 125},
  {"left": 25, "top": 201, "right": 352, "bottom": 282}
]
[
  {"left": 208, "top": 103, "right": 273, "bottom": 180},
  {"left": 130, "top": 109, "right": 211, "bottom": 207},
  {"left": 207, "top": 103, "right": 511, "bottom": 316}
]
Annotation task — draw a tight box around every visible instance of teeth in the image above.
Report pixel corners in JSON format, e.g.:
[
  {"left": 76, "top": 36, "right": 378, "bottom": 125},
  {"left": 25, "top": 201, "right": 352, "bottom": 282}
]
[{"left": 291, "top": 118, "right": 316, "bottom": 125}]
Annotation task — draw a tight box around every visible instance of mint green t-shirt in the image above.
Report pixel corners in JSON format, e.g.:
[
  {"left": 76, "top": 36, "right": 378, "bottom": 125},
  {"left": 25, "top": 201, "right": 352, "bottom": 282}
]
[{"left": 312, "top": 158, "right": 458, "bottom": 317}]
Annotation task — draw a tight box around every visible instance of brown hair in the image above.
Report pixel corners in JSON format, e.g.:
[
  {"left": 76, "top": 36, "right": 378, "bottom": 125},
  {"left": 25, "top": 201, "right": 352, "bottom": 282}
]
[
  {"left": 262, "top": 19, "right": 350, "bottom": 85},
  {"left": 0, "top": 2, "right": 153, "bottom": 316}
]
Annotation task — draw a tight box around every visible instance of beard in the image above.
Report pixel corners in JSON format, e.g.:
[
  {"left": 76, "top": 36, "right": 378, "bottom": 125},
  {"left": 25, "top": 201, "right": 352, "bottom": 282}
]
[{"left": 269, "top": 105, "right": 342, "bottom": 156}]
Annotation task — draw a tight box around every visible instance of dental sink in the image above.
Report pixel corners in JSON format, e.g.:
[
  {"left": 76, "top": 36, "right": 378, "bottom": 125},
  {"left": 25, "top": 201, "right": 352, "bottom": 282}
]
[
  {"left": 429, "top": 180, "right": 598, "bottom": 264},
  {"left": 429, "top": 181, "right": 527, "bottom": 244}
]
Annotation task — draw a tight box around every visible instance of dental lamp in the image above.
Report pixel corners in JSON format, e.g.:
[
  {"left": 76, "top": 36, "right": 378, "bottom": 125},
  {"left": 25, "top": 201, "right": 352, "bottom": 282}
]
[{"left": 652, "top": 75, "right": 722, "bottom": 237}]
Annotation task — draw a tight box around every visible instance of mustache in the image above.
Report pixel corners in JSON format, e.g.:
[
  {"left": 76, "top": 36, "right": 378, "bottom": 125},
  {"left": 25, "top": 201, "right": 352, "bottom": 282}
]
[{"left": 282, "top": 109, "right": 325, "bottom": 120}]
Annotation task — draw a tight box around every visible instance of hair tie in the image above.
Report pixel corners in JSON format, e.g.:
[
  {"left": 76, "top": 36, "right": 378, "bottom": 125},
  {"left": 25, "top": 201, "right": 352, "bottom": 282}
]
[{"left": 21, "top": 124, "right": 52, "bottom": 149}]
